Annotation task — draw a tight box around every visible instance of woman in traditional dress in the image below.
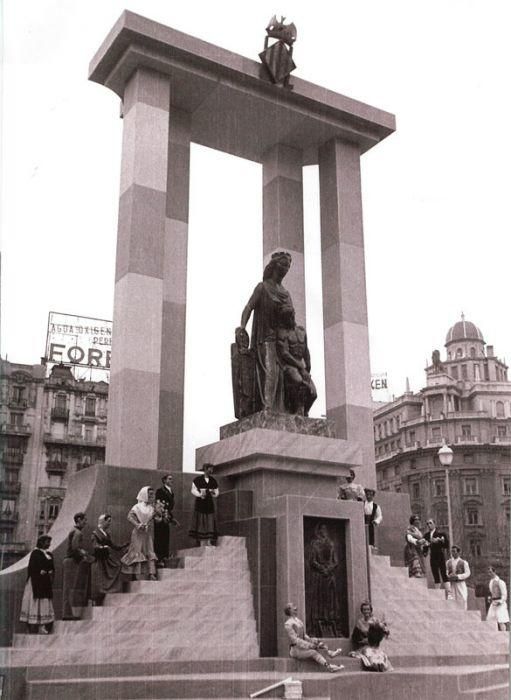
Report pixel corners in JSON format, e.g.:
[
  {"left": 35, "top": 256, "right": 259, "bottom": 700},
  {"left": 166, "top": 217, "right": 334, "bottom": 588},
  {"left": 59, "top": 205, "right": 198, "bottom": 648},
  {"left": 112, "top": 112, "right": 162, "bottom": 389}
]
[
  {"left": 91, "top": 514, "right": 127, "bottom": 605},
  {"left": 404, "top": 514, "right": 427, "bottom": 577},
  {"left": 121, "top": 486, "right": 160, "bottom": 580},
  {"left": 348, "top": 601, "right": 388, "bottom": 657},
  {"left": 358, "top": 622, "right": 393, "bottom": 673},
  {"left": 487, "top": 565, "right": 510, "bottom": 631},
  {"left": 20, "top": 535, "right": 55, "bottom": 634},
  {"left": 189, "top": 464, "right": 219, "bottom": 546},
  {"left": 307, "top": 523, "right": 340, "bottom": 636}
]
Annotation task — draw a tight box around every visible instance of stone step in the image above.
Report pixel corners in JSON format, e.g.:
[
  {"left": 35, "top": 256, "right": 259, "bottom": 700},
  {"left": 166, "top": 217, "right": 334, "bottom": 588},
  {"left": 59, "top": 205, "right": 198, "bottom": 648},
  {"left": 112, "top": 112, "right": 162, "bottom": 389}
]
[
  {"left": 465, "top": 684, "right": 510, "bottom": 699},
  {"left": 128, "top": 576, "right": 251, "bottom": 594},
  {"left": 14, "top": 626, "right": 258, "bottom": 649},
  {"left": 457, "top": 666, "right": 510, "bottom": 692},
  {"left": 55, "top": 610, "right": 256, "bottom": 631},
  {"left": 86, "top": 602, "right": 253, "bottom": 621},
  {"left": 10, "top": 642, "right": 260, "bottom": 667},
  {"left": 26, "top": 671, "right": 331, "bottom": 700},
  {"left": 25, "top": 665, "right": 511, "bottom": 700},
  {"left": 103, "top": 591, "right": 253, "bottom": 607}
]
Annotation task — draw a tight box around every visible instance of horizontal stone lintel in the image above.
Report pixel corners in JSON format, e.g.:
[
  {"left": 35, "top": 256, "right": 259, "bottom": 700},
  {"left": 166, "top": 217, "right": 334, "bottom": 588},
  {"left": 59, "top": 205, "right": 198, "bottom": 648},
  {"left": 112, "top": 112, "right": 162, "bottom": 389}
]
[
  {"left": 196, "top": 428, "right": 362, "bottom": 473},
  {"left": 89, "top": 12, "right": 395, "bottom": 164}
]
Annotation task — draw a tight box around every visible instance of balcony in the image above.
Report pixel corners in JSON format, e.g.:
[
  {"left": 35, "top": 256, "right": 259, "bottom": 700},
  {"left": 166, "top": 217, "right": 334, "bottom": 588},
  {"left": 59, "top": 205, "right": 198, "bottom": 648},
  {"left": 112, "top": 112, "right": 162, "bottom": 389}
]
[
  {"left": 46, "top": 460, "right": 68, "bottom": 475},
  {"left": 0, "top": 541, "right": 28, "bottom": 555},
  {"left": 8, "top": 398, "right": 28, "bottom": 410},
  {"left": 0, "top": 423, "right": 31, "bottom": 436},
  {"left": 0, "top": 481, "right": 21, "bottom": 495},
  {"left": 0, "top": 511, "right": 19, "bottom": 525},
  {"left": 493, "top": 436, "right": 511, "bottom": 445},
  {"left": 456, "top": 436, "right": 480, "bottom": 444},
  {"left": 2, "top": 448, "right": 24, "bottom": 464},
  {"left": 51, "top": 406, "right": 70, "bottom": 421},
  {"left": 44, "top": 432, "right": 105, "bottom": 447}
]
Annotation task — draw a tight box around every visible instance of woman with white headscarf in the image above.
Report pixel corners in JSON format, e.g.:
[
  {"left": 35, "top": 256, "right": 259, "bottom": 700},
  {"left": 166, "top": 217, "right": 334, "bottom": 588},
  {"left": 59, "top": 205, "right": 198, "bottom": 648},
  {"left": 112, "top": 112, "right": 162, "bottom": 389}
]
[{"left": 121, "top": 487, "right": 160, "bottom": 580}]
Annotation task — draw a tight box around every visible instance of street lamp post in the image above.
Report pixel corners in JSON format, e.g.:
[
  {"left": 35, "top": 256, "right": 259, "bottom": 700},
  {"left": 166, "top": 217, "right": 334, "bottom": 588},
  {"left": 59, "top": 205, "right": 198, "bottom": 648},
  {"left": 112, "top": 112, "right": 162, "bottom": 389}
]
[{"left": 438, "top": 442, "right": 454, "bottom": 547}]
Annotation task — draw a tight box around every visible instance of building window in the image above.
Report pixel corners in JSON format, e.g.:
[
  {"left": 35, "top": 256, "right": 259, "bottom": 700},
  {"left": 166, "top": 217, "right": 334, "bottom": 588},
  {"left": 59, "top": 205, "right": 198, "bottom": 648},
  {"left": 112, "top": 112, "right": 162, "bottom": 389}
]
[
  {"left": 469, "top": 540, "right": 482, "bottom": 557},
  {"left": 1, "top": 499, "right": 16, "bottom": 514},
  {"left": 503, "top": 477, "right": 511, "bottom": 496},
  {"left": 48, "top": 503, "right": 60, "bottom": 520},
  {"left": 409, "top": 430, "right": 415, "bottom": 445},
  {"left": 85, "top": 397, "right": 96, "bottom": 417},
  {"left": 474, "top": 364, "right": 480, "bottom": 381},
  {"left": 84, "top": 427, "right": 94, "bottom": 443},
  {"left": 409, "top": 458, "right": 416, "bottom": 470},
  {"left": 470, "top": 347, "right": 476, "bottom": 358},
  {"left": 465, "top": 507, "right": 481, "bottom": 526},
  {"left": 462, "top": 425, "right": 472, "bottom": 438},
  {"left": 396, "top": 416, "right": 400, "bottom": 429},
  {"left": 9, "top": 413, "right": 23, "bottom": 426},
  {"left": 461, "top": 365, "right": 467, "bottom": 379},
  {"left": 433, "top": 478, "right": 445, "bottom": 497},
  {"left": 434, "top": 505, "right": 448, "bottom": 528},
  {"left": 463, "top": 477, "right": 479, "bottom": 495},
  {"left": 496, "top": 401, "right": 505, "bottom": 418},
  {"left": 395, "top": 465, "right": 401, "bottom": 476},
  {"left": 12, "top": 386, "right": 25, "bottom": 402},
  {"left": 432, "top": 427, "right": 442, "bottom": 441},
  {"left": 463, "top": 453, "right": 474, "bottom": 464},
  {"left": 451, "top": 366, "right": 458, "bottom": 380},
  {"left": 50, "top": 448, "right": 63, "bottom": 463},
  {"left": 412, "top": 482, "right": 420, "bottom": 499},
  {"left": 456, "top": 348, "right": 463, "bottom": 358},
  {"left": 497, "top": 425, "right": 507, "bottom": 438},
  {"left": 55, "top": 393, "right": 67, "bottom": 410}
]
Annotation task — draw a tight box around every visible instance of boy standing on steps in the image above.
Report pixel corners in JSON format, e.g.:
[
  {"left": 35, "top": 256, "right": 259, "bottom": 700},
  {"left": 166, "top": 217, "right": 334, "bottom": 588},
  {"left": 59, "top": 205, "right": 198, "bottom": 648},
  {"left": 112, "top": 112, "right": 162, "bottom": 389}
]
[{"left": 446, "top": 545, "right": 471, "bottom": 610}]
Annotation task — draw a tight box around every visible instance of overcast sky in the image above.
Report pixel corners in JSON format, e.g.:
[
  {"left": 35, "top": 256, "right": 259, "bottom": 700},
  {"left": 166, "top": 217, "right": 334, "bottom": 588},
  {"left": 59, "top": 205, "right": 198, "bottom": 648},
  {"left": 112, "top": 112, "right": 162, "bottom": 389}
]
[{"left": 2, "top": 1, "right": 510, "bottom": 470}]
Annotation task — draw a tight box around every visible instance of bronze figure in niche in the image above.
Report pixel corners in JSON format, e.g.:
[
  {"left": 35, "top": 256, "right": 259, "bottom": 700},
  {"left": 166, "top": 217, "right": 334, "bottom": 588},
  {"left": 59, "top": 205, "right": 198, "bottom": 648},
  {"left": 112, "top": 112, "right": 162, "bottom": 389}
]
[
  {"left": 233, "top": 251, "right": 316, "bottom": 418},
  {"left": 304, "top": 518, "right": 348, "bottom": 638}
]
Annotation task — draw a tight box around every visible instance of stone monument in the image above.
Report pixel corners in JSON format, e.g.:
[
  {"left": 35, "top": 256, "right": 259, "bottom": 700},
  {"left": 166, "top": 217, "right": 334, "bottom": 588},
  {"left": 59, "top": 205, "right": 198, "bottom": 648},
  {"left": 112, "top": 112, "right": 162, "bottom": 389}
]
[{"left": 86, "top": 11, "right": 395, "bottom": 654}]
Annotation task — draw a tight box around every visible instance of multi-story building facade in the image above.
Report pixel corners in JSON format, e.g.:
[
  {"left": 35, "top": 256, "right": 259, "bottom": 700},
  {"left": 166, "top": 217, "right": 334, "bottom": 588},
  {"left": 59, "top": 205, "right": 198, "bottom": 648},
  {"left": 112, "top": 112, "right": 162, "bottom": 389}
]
[
  {"left": 374, "top": 317, "right": 510, "bottom": 593},
  {"left": 0, "top": 359, "right": 107, "bottom": 568}
]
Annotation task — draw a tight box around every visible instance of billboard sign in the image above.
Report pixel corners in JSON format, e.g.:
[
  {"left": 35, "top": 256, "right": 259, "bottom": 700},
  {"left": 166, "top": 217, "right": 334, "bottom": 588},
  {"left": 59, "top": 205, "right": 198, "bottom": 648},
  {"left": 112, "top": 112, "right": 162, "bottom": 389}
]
[
  {"left": 45, "top": 312, "right": 112, "bottom": 377},
  {"left": 371, "top": 372, "right": 390, "bottom": 402}
]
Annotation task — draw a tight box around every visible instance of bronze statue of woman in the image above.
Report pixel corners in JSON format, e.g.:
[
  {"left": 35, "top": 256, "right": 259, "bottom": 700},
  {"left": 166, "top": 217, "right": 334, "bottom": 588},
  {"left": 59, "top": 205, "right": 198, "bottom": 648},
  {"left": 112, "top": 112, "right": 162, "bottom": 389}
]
[{"left": 239, "top": 251, "right": 294, "bottom": 412}]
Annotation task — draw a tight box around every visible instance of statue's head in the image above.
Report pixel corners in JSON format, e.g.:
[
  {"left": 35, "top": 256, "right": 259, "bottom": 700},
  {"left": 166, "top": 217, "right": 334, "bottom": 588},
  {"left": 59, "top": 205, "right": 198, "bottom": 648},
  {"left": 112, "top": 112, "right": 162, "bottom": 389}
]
[
  {"left": 279, "top": 304, "right": 295, "bottom": 328},
  {"left": 263, "top": 251, "right": 292, "bottom": 282}
]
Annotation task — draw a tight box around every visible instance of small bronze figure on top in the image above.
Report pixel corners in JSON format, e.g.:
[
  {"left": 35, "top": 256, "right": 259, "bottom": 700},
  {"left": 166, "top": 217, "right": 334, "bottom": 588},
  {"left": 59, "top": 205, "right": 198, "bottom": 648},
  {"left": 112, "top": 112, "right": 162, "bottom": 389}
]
[{"left": 259, "top": 15, "right": 297, "bottom": 87}]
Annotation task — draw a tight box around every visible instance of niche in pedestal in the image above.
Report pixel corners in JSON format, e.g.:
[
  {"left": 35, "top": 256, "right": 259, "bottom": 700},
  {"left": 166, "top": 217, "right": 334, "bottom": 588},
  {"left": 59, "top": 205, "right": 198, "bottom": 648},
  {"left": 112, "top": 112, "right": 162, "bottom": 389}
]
[{"left": 304, "top": 516, "right": 348, "bottom": 638}]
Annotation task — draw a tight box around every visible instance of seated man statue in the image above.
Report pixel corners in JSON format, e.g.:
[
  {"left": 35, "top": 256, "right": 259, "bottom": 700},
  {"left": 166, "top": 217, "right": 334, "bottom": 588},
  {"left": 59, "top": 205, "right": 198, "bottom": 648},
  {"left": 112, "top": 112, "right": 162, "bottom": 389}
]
[{"left": 276, "top": 305, "right": 317, "bottom": 416}]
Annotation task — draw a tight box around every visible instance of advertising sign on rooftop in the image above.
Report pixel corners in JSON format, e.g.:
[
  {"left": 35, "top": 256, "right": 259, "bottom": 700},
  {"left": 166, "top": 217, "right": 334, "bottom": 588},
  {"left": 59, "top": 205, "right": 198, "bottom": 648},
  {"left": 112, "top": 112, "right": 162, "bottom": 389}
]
[{"left": 45, "top": 311, "right": 112, "bottom": 379}]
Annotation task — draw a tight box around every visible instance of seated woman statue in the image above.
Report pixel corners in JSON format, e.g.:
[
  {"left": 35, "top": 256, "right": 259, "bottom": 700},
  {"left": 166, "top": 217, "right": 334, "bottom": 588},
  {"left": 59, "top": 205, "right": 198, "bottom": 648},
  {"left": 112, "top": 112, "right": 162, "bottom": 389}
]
[{"left": 276, "top": 304, "right": 317, "bottom": 416}]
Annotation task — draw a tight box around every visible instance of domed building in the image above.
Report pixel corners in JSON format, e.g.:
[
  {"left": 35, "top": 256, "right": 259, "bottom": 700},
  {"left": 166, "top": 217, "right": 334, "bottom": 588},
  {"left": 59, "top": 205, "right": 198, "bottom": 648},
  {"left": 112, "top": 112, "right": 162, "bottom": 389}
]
[{"left": 373, "top": 316, "right": 510, "bottom": 594}]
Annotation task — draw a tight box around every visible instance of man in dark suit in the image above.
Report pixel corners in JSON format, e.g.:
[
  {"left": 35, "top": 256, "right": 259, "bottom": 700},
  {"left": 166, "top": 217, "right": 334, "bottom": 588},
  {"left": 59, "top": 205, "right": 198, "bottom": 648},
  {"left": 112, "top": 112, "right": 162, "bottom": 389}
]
[
  {"left": 154, "top": 474, "right": 178, "bottom": 566},
  {"left": 423, "top": 518, "right": 452, "bottom": 598}
]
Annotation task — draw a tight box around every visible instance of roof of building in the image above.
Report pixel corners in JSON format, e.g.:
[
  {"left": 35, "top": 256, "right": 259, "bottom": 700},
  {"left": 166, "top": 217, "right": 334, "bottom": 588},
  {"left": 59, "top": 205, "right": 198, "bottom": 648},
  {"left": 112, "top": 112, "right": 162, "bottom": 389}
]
[{"left": 445, "top": 315, "right": 484, "bottom": 345}]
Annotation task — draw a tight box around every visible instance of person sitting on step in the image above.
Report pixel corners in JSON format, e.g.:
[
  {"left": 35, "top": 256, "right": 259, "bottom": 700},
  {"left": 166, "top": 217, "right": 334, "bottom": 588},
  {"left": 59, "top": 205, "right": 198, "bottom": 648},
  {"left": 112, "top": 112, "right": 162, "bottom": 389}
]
[
  {"left": 358, "top": 621, "right": 393, "bottom": 672},
  {"left": 284, "top": 603, "right": 344, "bottom": 673},
  {"left": 348, "top": 601, "right": 389, "bottom": 658}
]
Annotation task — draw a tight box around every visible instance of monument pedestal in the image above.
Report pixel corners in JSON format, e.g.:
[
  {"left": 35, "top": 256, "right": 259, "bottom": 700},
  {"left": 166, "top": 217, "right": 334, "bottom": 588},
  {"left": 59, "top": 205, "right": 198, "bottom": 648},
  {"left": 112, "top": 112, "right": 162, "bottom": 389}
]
[{"left": 197, "top": 424, "right": 369, "bottom": 656}]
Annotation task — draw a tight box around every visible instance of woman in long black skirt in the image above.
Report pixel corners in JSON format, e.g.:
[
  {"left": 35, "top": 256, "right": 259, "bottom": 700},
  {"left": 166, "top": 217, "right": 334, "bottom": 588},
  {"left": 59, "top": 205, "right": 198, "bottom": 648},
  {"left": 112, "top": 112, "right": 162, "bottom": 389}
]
[{"left": 189, "top": 463, "right": 219, "bottom": 546}]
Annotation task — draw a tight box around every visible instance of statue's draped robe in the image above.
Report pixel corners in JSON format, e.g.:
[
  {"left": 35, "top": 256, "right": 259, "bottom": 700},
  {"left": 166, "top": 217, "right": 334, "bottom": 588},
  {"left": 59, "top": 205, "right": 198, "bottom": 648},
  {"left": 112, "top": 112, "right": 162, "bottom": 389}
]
[{"left": 247, "top": 280, "right": 293, "bottom": 412}]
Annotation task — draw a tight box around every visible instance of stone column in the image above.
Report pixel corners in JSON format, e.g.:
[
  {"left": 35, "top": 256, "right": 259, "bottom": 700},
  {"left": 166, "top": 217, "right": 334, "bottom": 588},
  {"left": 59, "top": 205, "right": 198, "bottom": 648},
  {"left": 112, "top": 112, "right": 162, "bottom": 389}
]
[
  {"left": 262, "top": 144, "right": 306, "bottom": 326},
  {"left": 157, "top": 108, "right": 191, "bottom": 471},
  {"left": 106, "top": 68, "right": 190, "bottom": 470},
  {"left": 318, "top": 138, "right": 375, "bottom": 487}
]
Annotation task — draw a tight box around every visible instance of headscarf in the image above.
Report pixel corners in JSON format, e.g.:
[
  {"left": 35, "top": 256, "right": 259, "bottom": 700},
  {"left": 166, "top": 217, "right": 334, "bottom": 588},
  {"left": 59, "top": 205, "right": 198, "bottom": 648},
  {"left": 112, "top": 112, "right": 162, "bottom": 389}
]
[{"left": 132, "top": 486, "right": 154, "bottom": 525}]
